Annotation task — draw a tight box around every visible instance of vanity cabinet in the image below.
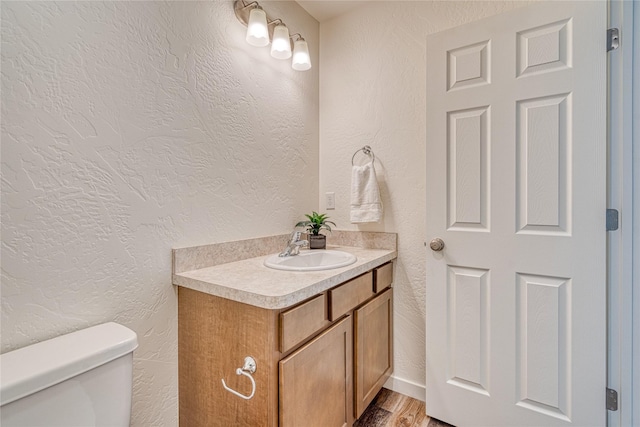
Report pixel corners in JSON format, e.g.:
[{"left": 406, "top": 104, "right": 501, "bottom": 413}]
[
  {"left": 354, "top": 287, "right": 393, "bottom": 418},
  {"left": 280, "top": 316, "right": 353, "bottom": 427},
  {"left": 178, "top": 262, "right": 393, "bottom": 427}
]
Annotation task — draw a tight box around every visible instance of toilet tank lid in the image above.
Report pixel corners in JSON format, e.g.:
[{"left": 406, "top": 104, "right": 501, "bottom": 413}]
[{"left": 0, "top": 322, "right": 138, "bottom": 406}]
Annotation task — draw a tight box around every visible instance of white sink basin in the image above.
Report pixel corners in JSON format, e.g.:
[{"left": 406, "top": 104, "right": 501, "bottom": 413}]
[{"left": 264, "top": 250, "right": 357, "bottom": 272}]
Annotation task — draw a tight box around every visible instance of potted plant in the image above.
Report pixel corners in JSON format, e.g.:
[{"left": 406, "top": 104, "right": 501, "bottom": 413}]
[{"left": 296, "top": 212, "right": 336, "bottom": 250}]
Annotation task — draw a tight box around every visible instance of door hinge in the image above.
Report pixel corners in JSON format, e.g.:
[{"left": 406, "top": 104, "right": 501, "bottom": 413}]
[
  {"left": 606, "top": 388, "right": 618, "bottom": 411},
  {"left": 606, "top": 209, "right": 619, "bottom": 231},
  {"left": 607, "top": 28, "right": 620, "bottom": 51}
]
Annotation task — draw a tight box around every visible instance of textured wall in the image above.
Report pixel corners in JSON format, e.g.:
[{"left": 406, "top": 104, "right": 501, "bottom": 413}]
[
  {"left": 319, "top": 1, "right": 531, "bottom": 398},
  {"left": 1, "top": 1, "right": 318, "bottom": 425}
]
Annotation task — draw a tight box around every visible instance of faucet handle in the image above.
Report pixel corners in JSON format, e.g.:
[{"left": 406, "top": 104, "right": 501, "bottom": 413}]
[{"left": 290, "top": 239, "right": 308, "bottom": 255}]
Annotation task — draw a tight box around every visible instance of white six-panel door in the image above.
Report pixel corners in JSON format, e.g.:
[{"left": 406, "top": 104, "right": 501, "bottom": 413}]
[{"left": 425, "top": 2, "right": 606, "bottom": 426}]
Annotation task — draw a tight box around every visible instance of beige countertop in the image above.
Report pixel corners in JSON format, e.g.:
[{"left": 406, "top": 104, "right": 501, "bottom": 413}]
[{"left": 173, "top": 244, "right": 397, "bottom": 310}]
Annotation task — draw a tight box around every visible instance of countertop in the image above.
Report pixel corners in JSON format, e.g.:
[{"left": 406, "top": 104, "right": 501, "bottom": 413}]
[{"left": 173, "top": 245, "right": 397, "bottom": 310}]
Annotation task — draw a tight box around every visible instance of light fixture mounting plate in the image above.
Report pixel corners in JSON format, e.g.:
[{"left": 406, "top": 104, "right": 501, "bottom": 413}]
[
  {"left": 233, "top": 0, "right": 252, "bottom": 27},
  {"left": 234, "top": 0, "right": 280, "bottom": 42}
]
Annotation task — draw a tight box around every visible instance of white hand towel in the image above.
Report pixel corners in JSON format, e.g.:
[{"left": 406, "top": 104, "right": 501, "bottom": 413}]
[{"left": 350, "top": 161, "right": 383, "bottom": 223}]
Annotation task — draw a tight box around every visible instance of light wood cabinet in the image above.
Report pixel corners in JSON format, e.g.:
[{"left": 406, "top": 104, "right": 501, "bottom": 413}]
[
  {"left": 279, "top": 293, "right": 329, "bottom": 353},
  {"left": 178, "top": 262, "right": 394, "bottom": 427},
  {"left": 374, "top": 262, "right": 394, "bottom": 293},
  {"left": 178, "top": 290, "right": 280, "bottom": 427},
  {"left": 280, "top": 316, "right": 353, "bottom": 427},
  {"left": 329, "top": 272, "right": 374, "bottom": 320},
  {"left": 354, "top": 288, "right": 393, "bottom": 418}
]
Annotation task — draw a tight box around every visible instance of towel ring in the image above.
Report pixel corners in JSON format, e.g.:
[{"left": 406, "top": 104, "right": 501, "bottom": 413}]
[
  {"left": 352, "top": 146, "right": 375, "bottom": 166},
  {"left": 221, "top": 356, "right": 257, "bottom": 400}
]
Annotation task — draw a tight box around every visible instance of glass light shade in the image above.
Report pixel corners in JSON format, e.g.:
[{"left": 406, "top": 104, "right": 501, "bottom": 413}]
[
  {"left": 246, "top": 8, "right": 269, "bottom": 47},
  {"left": 291, "top": 39, "right": 311, "bottom": 71},
  {"left": 270, "top": 25, "right": 292, "bottom": 59}
]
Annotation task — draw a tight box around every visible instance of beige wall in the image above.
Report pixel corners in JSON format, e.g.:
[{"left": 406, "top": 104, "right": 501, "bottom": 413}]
[
  {"left": 318, "top": 0, "right": 531, "bottom": 399},
  {"left": 1, "top": 1, "right": 318, "bottom": 425},
  {"left": 1, "top": 0, "right": 550, "bottom": 422}
]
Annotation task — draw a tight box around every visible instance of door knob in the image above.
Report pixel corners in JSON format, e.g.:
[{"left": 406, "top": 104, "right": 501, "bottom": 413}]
[{"left": 429, "top": 238, "right": 445, "bottom": 252}]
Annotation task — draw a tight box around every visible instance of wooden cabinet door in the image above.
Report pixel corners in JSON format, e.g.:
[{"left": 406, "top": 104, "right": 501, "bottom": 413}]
[
  {"left": 354, "top": 287, "right": 393, "bottom": 418},
  {"left": 279, "top": 316, "right": 353, "bottom": 427}
]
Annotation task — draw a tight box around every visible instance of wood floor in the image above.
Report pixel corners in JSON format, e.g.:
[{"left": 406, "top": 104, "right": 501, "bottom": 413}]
[{"left": 354, "top": 388, "right": 455, "bottom": 427}]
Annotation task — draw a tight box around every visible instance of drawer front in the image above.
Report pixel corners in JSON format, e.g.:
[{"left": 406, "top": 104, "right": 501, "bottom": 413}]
[
  {"left": 280, "top": 294, "right": 329, "bottom": 353},
  {"left": 329, "top": 272, "right": 374, "bottom": 321},
  {"left": 374, "top": 262, "right": 393, "bottom": 293}
]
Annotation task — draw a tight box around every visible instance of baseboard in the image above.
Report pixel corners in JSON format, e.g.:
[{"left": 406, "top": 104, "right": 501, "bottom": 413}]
[{"left": 383, "top": 375, "right": 426, "bottom": 402}]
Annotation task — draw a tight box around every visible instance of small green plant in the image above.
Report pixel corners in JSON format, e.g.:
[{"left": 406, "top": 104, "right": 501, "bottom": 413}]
[{"left": 296, "top": 211, "right": 336, "bottom": 236}]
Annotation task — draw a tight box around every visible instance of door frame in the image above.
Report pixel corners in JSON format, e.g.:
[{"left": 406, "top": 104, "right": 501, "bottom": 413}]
[
  {"left": 607, "top": 1, "right": 637, "bottom": 426},
  {"left": 634, "top": 3, "right": 640, "bottom": 424}
]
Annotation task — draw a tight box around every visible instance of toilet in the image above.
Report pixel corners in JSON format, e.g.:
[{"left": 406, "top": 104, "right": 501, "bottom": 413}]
[{"left": 1, "top": 322, "right": 138, "bottom": 427}]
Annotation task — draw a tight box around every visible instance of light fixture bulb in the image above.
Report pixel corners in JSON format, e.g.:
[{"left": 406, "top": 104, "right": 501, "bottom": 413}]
[
  {"left": 245, "top": 7, "right": 269, "bottom": 47},
  {"left": 270, "top": 25, "right": 292, "bottom": 59},
  {"left": 291, "top": 39, "right": 311, "bottom": 71}
]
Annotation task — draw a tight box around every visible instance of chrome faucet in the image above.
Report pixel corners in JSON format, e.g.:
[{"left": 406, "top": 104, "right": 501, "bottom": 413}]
[{"left": 279, "top": 231, "right": 309, "bottom": 257}]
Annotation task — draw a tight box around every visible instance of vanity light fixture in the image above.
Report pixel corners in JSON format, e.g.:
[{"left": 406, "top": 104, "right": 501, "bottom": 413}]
[
  {"left": 234, "top": 0, "right": 311, "bottom": 71},
  {"left": 271, "top": 24, "right": 292, "bottom": 59},
  {"left": 245, "top": 5, "right": 269, "bottom": 47},
  {"left": 291, "top": 34, "right": 311, "bottom": 71}
]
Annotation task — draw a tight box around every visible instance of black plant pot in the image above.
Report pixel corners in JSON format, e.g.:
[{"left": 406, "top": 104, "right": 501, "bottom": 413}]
[{"left": 308, "top": 234, "right": 326, "bottom": 250}]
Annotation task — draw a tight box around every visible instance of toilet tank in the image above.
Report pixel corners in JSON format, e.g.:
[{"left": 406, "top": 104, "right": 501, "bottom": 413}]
[{"left": 1, "top": 322, "right": 138, "bottom": 427}]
